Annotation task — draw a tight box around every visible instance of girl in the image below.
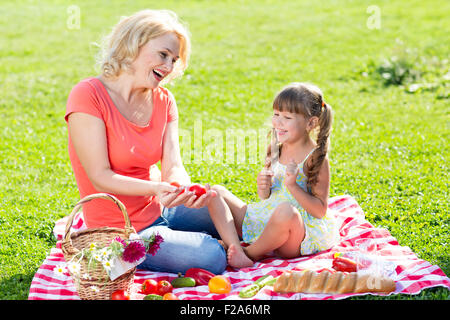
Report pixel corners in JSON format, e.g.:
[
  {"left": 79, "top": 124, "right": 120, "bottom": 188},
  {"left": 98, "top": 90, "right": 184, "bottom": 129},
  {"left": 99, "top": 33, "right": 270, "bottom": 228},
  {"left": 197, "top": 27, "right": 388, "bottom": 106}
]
[{"left": 207, "top": 82, "right": 340, "bottom": 268}]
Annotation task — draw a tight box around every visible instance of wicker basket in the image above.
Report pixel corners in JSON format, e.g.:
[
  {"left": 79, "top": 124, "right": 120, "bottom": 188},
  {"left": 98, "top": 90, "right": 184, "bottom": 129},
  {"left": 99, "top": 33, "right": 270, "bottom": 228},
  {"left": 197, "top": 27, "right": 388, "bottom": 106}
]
[{"left": 61, "top": 193, "right": 137, "bottom": 300}]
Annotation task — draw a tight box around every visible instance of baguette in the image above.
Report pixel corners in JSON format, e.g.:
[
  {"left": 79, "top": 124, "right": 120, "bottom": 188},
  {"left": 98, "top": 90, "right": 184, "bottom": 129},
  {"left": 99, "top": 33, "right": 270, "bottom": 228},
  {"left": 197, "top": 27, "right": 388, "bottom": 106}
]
[{"left": 273, "top": 270, "right": 395, "bottom": 294}]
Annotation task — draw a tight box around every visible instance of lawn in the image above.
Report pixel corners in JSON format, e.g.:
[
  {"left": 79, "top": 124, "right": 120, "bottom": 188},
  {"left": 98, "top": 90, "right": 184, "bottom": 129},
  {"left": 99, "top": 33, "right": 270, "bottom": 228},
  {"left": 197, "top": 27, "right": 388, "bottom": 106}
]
[{"left": 0, "top": 0, "right": 448, "bottom": 300}]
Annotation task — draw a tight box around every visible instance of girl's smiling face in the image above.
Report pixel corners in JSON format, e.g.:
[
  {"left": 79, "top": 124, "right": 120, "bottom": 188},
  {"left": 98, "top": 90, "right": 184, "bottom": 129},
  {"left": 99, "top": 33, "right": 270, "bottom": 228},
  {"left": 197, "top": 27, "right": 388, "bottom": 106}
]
[
  {"left": 272, "top": 109, "right": 316, "bottom": 144},
  {"left": 130, "top": 32, "right": 180, "bottom": 89}
]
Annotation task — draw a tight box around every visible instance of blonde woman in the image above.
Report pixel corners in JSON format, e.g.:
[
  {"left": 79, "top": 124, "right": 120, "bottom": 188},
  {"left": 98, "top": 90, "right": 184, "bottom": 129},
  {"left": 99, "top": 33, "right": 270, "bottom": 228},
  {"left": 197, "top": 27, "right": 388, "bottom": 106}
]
[{"left": 65, "top": 10, "right": 226, "bottom": 274}]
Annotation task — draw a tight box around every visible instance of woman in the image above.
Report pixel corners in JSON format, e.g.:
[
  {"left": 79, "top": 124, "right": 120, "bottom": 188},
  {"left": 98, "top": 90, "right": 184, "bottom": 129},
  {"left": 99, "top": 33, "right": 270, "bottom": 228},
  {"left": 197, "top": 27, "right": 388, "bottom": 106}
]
[{"left": 65, "top": 9, "right": 227, "bottom": 274}]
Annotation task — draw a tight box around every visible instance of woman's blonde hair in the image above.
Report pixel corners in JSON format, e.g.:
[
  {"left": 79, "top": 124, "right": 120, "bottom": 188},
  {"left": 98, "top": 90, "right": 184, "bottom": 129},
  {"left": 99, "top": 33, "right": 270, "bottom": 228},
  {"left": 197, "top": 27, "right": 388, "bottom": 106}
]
[{"left": 97, "top": 9, "right": 191, "bottom": 83}]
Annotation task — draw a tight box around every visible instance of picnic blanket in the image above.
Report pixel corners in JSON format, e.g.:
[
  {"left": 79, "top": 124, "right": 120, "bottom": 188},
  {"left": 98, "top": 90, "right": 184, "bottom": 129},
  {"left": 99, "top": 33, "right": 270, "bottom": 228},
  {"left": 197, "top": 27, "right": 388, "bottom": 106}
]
[{"left": 28, "top": 195, "right": 450, "bottom": 300}]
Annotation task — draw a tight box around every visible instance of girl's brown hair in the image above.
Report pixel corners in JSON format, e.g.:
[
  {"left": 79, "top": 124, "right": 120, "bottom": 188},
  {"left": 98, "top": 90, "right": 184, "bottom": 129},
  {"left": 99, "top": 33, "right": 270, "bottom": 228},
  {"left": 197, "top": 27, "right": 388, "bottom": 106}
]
[{"left": 267, "top": 82, "right": 333, "bottom": 192}]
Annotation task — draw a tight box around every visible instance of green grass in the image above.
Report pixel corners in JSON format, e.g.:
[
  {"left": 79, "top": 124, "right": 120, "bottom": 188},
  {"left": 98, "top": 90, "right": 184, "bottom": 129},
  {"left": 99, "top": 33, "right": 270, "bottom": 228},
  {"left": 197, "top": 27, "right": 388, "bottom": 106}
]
[{"left": 0, "top": 0, "right": 448, "bottom": 300}]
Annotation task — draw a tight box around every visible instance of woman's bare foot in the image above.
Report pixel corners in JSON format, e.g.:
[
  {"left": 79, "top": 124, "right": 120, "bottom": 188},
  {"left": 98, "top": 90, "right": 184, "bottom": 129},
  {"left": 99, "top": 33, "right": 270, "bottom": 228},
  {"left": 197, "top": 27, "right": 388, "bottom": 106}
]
[{"left": 227, "top": 243, "right": 254, "bottom": 268}]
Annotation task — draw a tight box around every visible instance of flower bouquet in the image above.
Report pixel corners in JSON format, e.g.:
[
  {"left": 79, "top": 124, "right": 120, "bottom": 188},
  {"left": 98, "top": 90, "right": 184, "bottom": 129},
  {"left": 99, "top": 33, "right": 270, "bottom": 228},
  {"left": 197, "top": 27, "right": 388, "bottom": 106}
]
[{"left": 64, "top": 232, "right": 163, "bottom": 283}]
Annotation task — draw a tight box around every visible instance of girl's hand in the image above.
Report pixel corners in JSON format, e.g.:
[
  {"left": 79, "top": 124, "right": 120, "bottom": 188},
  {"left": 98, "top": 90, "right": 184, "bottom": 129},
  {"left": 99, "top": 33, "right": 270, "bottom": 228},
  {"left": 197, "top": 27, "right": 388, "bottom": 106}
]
[
  {"left": 284, "top": 159, "right": 298, "bottom": 188},
  {"left": 257, "top": 168, "right": 274, "bottom": 192},
  {"left": 257, "top": 161, "right": 274, "bottom": 200}
]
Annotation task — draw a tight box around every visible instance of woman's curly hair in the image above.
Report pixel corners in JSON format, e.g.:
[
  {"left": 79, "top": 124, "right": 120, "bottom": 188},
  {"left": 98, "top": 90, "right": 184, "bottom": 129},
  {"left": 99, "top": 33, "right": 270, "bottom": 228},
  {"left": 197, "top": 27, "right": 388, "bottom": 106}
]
[{"left": 96, "top": 9, "right": 191, "bottom": 84}]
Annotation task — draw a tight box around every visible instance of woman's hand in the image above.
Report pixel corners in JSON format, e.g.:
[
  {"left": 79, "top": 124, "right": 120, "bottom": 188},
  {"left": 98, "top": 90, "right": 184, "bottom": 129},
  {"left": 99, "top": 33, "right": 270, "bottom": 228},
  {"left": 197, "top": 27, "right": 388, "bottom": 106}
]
[
  {"left": 158, "top": 183, "right": 217, "bottom": 209},
  {"left": 156, "top": 182, "right": 215, "bottom": 209},
  {"left": 183, "top": 184, "right": 217, "bottom": 209},
  {"left": 154, "top": 182, "right": 181, "bottom": 208}
]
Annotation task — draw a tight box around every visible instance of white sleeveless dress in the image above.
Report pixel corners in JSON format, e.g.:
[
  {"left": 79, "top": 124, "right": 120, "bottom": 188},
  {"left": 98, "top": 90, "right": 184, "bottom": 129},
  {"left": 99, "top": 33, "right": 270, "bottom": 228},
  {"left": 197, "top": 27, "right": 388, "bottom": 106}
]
[{"left": 241, "top": 150, "right": 339, "bottom": 255}]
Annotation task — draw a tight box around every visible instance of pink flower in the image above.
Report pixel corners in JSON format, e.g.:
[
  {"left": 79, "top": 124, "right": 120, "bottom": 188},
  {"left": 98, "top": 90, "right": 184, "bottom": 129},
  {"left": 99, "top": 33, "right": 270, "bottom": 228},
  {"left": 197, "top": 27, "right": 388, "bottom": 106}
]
[
  {"left": 122, "top": 241, "right": 146, "bottom": 263},
  {"left": 112, "top": 236, "right": 126, "bottom": 247},
  {"left": 154, "top": 234, "right": 164, "bottom": 246},
  {"left": 147, "top": 244, "right": 160, "bottom": 256},
  {"left": 147, "top": 233, "right": 164, "bottom": 256}
]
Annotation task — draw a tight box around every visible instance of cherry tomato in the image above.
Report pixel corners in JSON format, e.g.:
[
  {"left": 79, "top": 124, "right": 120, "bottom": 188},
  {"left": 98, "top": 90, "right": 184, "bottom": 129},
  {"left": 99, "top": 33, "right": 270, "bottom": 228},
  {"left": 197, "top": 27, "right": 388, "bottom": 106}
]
[
  {"left": 156, "top": 280, "right": 173, "bottom": 295},
  {"left": 208, "top": 275, "right": 231, "bottom": 294},
  {"left": 163, "top": 292, "right": 179, "bottom": 300},
  {"left": 111, "top": 289, "right": 130, "bottom": 300},
  {"left": 188, "top": 184, "right": 207, "bottom": 199},
  {"left": 170, "top": 182, "right": 185, "bottom": 195},
  {"left": 141, "top": 279, "right": 158, "bottom": 295}
]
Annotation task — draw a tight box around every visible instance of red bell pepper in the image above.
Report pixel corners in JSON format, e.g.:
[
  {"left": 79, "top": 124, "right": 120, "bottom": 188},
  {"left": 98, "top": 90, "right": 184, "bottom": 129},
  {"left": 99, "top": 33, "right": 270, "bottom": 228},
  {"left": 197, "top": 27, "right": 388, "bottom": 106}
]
[{"left": 185, "top": 268, "right": 215, "bottom": 286}]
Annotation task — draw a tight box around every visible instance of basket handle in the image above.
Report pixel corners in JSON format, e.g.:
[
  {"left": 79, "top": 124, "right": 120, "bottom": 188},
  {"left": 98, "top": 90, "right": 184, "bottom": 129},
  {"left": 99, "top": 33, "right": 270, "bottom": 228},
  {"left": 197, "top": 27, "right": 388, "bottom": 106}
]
[{"left": 63, "top": 193, "right": 135, "bottom": 243}]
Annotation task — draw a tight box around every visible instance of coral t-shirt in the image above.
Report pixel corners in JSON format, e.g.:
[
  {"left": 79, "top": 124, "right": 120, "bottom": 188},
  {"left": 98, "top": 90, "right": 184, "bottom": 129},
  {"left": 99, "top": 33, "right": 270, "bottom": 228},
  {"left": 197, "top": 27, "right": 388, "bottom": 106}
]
[{"left": 65, "top": 77, "right": 178, "bottom": 232}]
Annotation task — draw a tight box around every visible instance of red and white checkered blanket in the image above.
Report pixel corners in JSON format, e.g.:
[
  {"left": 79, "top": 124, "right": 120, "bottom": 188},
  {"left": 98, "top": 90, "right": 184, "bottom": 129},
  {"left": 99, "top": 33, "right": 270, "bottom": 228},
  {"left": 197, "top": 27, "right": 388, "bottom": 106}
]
[{"left": 28, "top": 195, "right": 449, "bottom": 300}]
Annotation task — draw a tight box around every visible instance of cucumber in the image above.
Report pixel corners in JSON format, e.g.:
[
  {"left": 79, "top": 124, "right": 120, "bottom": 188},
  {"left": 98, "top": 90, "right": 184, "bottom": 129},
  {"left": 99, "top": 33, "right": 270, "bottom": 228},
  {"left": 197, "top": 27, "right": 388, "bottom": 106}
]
[
  {"left": 143, "top": 294, "right": 163, "bottom": 300},
  {"left": 256, "top": 275, "right": 276, "bottom": 287},
  {"left": 239, "top": 284, "right": 260, "bottom": 298},
  {"left": 253, "top": 275, "right": 270, "bottom": 285},
  {"left": 238, "top": 275, "right": 277, "bottom": 299}
]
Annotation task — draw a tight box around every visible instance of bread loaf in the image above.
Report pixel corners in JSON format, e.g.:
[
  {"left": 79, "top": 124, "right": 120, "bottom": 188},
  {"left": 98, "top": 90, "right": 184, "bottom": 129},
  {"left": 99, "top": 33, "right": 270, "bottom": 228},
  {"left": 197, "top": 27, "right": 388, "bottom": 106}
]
[{"left": 273, "top": 270, "right": 395, "bottom": 294}]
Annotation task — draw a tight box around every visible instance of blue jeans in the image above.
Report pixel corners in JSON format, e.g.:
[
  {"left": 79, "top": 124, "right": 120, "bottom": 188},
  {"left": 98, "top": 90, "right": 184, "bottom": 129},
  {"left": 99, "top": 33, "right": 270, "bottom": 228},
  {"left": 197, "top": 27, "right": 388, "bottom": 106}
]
[{"left": 137, "top": 205, "right": 227, "bottom": 275}]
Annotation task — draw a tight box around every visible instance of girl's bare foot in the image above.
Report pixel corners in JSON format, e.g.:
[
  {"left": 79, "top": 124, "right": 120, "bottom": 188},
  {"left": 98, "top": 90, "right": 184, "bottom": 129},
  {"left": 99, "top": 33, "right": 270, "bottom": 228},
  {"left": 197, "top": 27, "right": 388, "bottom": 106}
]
[
  {"left": 242, "top": 245, "right": 264, "bottom": 262},
  {"left": 218, "top": 240, "right": 228, "bottom": 251},
  {"left": 227, "top": 243, "right": 254, "bottom": 268}
]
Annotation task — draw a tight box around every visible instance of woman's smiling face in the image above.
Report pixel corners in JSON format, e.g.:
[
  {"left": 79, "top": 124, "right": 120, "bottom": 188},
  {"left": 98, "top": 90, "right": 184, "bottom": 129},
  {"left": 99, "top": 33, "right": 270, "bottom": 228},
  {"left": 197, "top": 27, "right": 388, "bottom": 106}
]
[{"left": 130, "top": 32, "right": 180, "bottom": 89}]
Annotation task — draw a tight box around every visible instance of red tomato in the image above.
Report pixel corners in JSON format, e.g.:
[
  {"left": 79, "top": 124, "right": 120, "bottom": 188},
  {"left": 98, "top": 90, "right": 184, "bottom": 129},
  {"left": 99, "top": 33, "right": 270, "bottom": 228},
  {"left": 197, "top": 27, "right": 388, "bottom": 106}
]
[
  {"left": 163, "top": 292, "right": 179, "bottom": 300},
  {"left": 188, "top": 184, "right": 207, "bottom": 199},
  {"left": 111, "top": 289, "right": 130, "bottom": 300},
  {"left": 156, "top": 280, "right": 173, "bottom": 295},
  {"left": 170, "top": 182, "right": 185, "bottom": 195},
  {"left": 141, "top": 279, "right": 158, "bottom": 295}
]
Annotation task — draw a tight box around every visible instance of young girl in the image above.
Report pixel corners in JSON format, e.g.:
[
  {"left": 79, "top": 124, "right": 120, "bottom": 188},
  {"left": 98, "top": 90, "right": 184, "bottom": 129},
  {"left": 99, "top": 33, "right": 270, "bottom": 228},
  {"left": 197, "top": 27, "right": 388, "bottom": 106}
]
[{"left": 207, "top": 82, "right": 340, "bottom": 268}]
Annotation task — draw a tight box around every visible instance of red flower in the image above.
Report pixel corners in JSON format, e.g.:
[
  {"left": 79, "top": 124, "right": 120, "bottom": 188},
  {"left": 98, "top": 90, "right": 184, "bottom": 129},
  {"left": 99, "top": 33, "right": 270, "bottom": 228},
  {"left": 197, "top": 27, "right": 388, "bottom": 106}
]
[
  {"left": 122, "top": 241, "right": 146, "bottom": 263},
  {"left": 147, "top": 233, "right": 164, "bottom": 256}
]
